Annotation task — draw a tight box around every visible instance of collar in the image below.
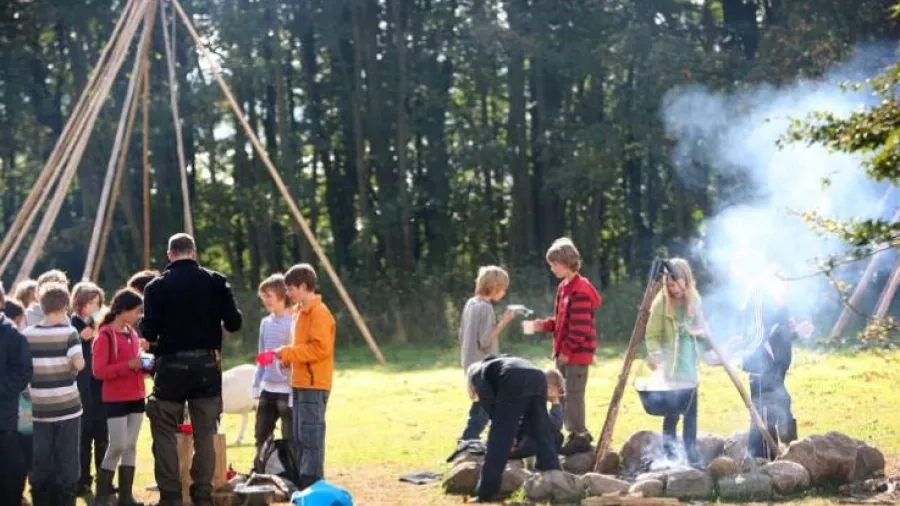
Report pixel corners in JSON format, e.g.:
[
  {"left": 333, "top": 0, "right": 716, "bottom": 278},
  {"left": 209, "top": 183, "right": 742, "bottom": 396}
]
[
  {"left": 301, "top": 295, "right": 322, "bottom": 313},
  {"left": 166, "top": 258, "right": 199, "bottom": 270}
]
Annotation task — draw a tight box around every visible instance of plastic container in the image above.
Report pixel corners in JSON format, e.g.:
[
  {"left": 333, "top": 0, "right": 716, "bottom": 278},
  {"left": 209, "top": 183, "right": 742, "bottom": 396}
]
[
  {"left": 177, "top": 423, "right": 193, "bottom": 435},
  {"left": 256, "top": 350, "right": 277, "bottom": 366},
  {"left": 290, "top": 480, "right": 353, "bottom": 506},
  {"left": 140, "top": 352, "right": 155, "bottom": 371}
]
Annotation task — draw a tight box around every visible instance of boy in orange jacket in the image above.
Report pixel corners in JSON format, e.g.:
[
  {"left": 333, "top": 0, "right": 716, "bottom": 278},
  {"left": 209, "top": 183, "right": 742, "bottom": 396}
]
[{"left": 275, "top": 263, "right": 336, "bottom": 491}]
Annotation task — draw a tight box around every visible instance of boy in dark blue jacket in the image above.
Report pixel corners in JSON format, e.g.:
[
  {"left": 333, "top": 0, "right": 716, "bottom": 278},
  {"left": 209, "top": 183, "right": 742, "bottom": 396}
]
[{"left": 0, "top": 282, "right": 33, "bottom": 505}]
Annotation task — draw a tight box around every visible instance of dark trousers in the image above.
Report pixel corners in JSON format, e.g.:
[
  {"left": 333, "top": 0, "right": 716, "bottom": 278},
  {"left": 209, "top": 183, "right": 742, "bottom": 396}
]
[
  {"left": 20, "top": 432, "right": 33, "bottom": 481},
  {"left": 33, "top": 417, "right": 82, "bottom": 498},
  {"left": 662, "top": 387, "right": 699, "bottom": 463},
  {"left": 255, "top": 390, "right": 293, "bottom": 449},
  {"left": 477, "top": 394, "right": 561, "bottom": 501},
  {"left": 0, "top": 430, "right": 27, "bottom": 506},
  {"left": 748, "top": 377, "right": 794, "bottom": 459},
  {"left": 147, "top": 352, "right": 222, "bottom": 502},
  {"left": 291, "top": 389, "right": 330, "bottom": 486},
  {"left": 459, "top": 401, "right": 489, "bottom": 441},
  {"left": 79, "top": 401, "right": 109, "bottom": 487}
]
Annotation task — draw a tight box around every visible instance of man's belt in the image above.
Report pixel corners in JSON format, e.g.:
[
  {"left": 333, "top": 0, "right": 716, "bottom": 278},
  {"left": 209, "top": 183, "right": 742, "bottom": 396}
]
[{"left": 168, "top": 349, "right": 215, "bottom": 359}]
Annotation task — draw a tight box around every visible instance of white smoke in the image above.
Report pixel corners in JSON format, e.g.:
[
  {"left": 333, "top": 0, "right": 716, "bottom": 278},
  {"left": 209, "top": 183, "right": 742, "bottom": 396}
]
[{"left": 661, "top": 45, "right": 897, "bottom": 343}]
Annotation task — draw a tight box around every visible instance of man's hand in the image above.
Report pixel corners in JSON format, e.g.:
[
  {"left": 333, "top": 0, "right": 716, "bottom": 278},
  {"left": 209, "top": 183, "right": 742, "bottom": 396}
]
[{"left": 79, "top": 326, "right": 95, "bottom": 341}]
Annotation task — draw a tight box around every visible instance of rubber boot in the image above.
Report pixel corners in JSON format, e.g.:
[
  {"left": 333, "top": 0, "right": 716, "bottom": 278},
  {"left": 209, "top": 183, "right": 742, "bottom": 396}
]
[
  {"left": 95, "top": 468, "right": 117, "bottom": 506},
  {"left": 117, "top": 466, "right": 144, "bottom": 506}
]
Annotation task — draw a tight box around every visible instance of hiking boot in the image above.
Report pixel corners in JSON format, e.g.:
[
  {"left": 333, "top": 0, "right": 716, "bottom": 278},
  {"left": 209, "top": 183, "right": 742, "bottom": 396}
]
[{"left": 559, "top": 432, "right": 592, "bottom": 456}]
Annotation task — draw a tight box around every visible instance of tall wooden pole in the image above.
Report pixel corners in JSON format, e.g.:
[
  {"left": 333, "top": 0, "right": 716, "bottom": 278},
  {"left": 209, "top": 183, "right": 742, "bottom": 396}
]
[
  {"left": 142, "top": 33, "right": 152, "bottom": 270},
  {"left": 170, "top": 0, "right": 387, "bottom": 364}
]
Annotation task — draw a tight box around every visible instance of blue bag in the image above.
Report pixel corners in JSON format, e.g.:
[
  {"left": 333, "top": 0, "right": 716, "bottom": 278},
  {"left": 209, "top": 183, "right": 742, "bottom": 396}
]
[
  {"left": 290, "top": 480, "right": 353, "bottom": 506},
  {"left": 18, "top": 391, "right": 33, "bottom": 435}
]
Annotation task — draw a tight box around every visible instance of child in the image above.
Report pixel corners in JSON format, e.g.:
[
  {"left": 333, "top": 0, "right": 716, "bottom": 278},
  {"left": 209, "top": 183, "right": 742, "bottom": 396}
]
[
  {"left": 529, "top": 238, "right": 603, "bottom": 455},
  {"left": 644, "top": 258, "right": 712, "bottom": 468},
  {"left": 126, "top": 270, "right": 160, "bottom": 295},
  {"left": 22, "top": 281, "right": 84, "bottom": 506},
  {"left": 275, "top": 264, "right": 336, "bottom": 490},
  {"left": 509, "top": 368, "right": 565, "bottom": 459},
  {"left": 466, "top": 355, "right": 561, "bottom": 502},
  {"left": 0, "top": 283, "right": 33, "bottom": 506},
  {"left": 458, "top": 266, "right": 515, "bottom": 442},
  {"left": 24, "top": 270, "right": 70, "bottom": 327},
  {"left": 736, "top": 269, "right": 813, "bottom": 460},
  {"left": 251, "top": 274, "right": 294, "bottom": 459},
  {"left": 70, "top": 281, "right": 107, "bottom": 497},
  {"left": 92, "top": 289, "right": 147, "bottom": 506},
  {"left": 12, "top": 280, "right": 37, "bottom": 314},
  {"left": 3, "top": 299, "right": 25, "bottom": 329}
]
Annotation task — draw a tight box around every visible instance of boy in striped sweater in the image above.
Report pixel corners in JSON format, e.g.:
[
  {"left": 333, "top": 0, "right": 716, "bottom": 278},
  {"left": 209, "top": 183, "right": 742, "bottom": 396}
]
[
  {"left": 251, "top": 274, "right": 295, "bottom": 458},
  {"left": 531, "top": 238, "right": 603, "bottom": 456},
  {"left": 23, "top": 281, "right": 85, "bottom": 506}
]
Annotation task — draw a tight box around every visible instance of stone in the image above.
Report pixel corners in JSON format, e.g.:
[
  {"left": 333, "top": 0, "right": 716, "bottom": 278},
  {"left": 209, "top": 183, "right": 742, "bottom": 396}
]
[
  {"left": 779, "top": 432, "right": 885, "bottom": 486},
  {"left": 597, "top": 451, "right": 621, "bottom": 475},
  {"left": 443, "top": 461, "right": 480, "bottom": 495},
  {"left": 634, "top": 472, "right": 667, "bottom": 485},
  {"left": 759, "top": 460, "right": 811, "bottom": 496},
  {"left": 723, "top": 431, "right": 750, "bottom": 462},
  {"left": 620, "top": 430, "right": 663, "bottom": 473},
  {"left": 562, "top": 451, "right": 596, "bottom": 474},
  {"left": 663, "top": 468, "right": 714, "bottom": 500},
  {"left": 717, "top": 472, "right": 774, "bottom": 502},
  {"left": 582, "top": 473, "right": 630, "bottom": 496},
  {"left": 499, "top": 466, "right": 531, "bottom": 497},
  {"left": 451, "top": 451, "right": 483, "bottom": 467},
  {"left": 628, "top": 479, "right": 664, "bottom": 498},
  {"left": 708, "top": 456, "right": 741, "bottom": 479},
  {"left": 697, "top": 433, "right": 726, "bottom": 463},
  {"left": 523, "top": 470, "right": 586, "bottom": 504}
]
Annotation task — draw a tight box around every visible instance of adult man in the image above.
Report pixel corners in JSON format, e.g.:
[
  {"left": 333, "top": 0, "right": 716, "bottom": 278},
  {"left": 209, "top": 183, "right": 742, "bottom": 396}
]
[
  {"left": 466, "top": 354, "right": 560, "bottom": 502},
  {"left": 143, "top": 234, "right": 243, "bottom": 506},
  {"left": 0, "top": 282, "right": 33, "bottom": 505}
]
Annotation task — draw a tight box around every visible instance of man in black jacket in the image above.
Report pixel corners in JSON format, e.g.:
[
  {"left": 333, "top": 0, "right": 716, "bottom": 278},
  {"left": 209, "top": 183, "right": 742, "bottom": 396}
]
[
  {"left": 466, "top": 355, "right": 560, "bottom": 502},
  {"left": 143, "top": 234, "right": 243, "bottom": 506},
  {"left": 0, "top": 282, "right": 33, "bottom": 505}
]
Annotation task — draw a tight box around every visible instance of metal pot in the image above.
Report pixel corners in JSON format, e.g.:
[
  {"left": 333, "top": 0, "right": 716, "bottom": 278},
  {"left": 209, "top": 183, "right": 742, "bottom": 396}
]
[{"left": 635, "top": 379, "right": 697, "bottom": 417}]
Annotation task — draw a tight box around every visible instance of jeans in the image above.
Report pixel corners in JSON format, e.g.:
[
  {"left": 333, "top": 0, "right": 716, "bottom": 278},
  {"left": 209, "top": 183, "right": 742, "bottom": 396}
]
[
  {"left": 662, "top": 387, "right": 699, "bottom": 463},
  {"left": 148, "top": 352, "right": 222, "bottom": 502},
  {"left": 292, "top": 389, "right": 330, "bottom": 484},
  {"left": 0, "top": 430, "right": 27, "bottom": 506},
  {"left": 33, "top": 417, "right": 82, "bottom": 489},
  {"left": 255, "top": 390, "right": 293, "bottom": 450},
  {"left": 460, "top": 401, "right": 490, "bottom": 441},
  {"left": 748, "top": 378, "right": 794, "bottom": 459},
  {"left": 555, "top": 361, "right": 590, "bottom": 434}
]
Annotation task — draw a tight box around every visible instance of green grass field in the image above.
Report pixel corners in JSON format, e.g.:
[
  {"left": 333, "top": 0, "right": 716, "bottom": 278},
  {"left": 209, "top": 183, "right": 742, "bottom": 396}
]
[{"left": 66, "top": 342, "right": 900, "bottom": 505}]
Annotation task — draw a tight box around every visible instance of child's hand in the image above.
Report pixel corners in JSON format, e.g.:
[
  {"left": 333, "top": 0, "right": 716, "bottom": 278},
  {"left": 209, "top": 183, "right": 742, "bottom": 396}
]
[
  {"left": 500, "top": 310, "right": 516, "bottom": 327},
  {"left": 79, "top": 326, "right": 95, "bottom": 341},
  {"left": 646, "top": 353, "right": 663, "bottom": 370},
  {"left": 139, "top": 338, "right": 150, "bottom": 351},
  {"left": 557, "top": 354, "right": 570, "bottom": 365},
  {"left": 795, "top": 320, "right": 815, "bottom": 340},
  {"left": 127, "top": 358, "right": 142, "bottom": 370},
  {"left": 250, "top": 386, "right": 261, "bottom": 399}
]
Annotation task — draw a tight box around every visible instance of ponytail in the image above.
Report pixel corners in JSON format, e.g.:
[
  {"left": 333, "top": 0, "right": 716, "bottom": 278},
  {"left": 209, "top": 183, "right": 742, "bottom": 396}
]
[{"left": 101, "top": 288, "right": 143, "bottom": 328}]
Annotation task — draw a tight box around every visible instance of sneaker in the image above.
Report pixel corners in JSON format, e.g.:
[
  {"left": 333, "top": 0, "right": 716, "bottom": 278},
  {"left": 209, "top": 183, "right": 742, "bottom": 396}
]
[{"left": 559, "top": 432, "right": 592, "bottom": 456}]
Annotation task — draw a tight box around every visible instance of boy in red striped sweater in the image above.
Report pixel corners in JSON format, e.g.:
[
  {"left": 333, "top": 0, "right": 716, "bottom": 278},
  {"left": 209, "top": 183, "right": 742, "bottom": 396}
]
[{"left": 531, "top": 238, "right": 603, "bottom": 455}]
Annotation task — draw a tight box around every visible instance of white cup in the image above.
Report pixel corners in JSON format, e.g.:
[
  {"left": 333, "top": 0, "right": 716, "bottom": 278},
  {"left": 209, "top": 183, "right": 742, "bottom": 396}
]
[{"left": 522, "top": 320, "right": 536, "bottom": 335}]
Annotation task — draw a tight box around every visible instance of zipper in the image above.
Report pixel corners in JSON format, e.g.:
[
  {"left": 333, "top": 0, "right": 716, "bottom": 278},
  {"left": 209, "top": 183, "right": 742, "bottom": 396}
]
[{"left": 306, "top": 363, "right": 315, "bottom": 386}]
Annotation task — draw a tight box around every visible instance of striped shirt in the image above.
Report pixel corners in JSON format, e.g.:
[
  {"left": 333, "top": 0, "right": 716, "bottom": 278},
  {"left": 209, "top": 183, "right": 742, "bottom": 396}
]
[
  {"left": 24, "top": 323, "right": 83, "bottom": 422},
  {"left": 252, "top": 312, "right": 293, "bottom": 394}
]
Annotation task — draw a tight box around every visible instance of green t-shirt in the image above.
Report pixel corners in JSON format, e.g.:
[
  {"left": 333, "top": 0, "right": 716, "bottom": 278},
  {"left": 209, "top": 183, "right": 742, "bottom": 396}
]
[{"left": 673, "top": 306, "right": 698, "bottom": 380}]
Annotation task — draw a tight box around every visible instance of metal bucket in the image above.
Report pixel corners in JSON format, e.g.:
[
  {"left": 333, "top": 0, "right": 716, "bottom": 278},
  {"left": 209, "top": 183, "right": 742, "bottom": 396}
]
[{"left": 635, "top": 379, "right": 697, "bottom": 417}]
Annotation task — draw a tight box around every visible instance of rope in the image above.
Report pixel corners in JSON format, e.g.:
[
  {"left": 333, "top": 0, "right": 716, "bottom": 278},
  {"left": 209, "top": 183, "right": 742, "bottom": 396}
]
[
  {"left": 14, "top": 0, "right": 153, "bottom": 283},
  {"left": 170, "top": 0, "right": 386, "bottom": 364},
  {"left": 0, "top": 0, "right": 140, "bottom": 278},
  {"left": 83, "top": 0, "right": 158, "bottom": 280},
  {"left": 161, "top": 0, "right": 194, "bottom": 236}
]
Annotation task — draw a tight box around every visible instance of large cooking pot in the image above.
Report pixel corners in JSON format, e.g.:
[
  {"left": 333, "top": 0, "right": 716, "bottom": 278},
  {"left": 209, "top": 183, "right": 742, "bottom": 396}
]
[{"left": 635, "top": 378, "right": 697, "bottom": 417}]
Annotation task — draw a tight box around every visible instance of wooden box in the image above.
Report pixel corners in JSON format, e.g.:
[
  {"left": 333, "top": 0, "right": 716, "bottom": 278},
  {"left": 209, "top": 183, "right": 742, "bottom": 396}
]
[{"left": 177, "top": 432, "right": 228, "bottom": 505}]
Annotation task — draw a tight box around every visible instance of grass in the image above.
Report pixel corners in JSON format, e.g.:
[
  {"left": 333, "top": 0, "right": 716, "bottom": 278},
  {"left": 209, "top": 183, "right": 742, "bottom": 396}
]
[{"left": 65, "top": 341, "right": 900, "bottom": 505}]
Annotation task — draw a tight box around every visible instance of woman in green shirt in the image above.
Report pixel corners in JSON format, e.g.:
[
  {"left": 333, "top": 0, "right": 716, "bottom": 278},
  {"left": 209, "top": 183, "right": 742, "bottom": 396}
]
[{"left": 645, "top": 258, "right": 711, "bottom": 467}]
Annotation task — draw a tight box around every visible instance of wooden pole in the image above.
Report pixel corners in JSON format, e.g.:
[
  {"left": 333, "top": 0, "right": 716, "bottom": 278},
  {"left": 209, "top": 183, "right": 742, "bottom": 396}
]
[
  {"left": 594, "top": 259, "right": 665, "bottom": 471},
  {"left": 160, "top": 0, "right": 194, "bottom": 236},
  {"left": 0, "top": 0, "right": 139, "bottom": 279},
  {"left": 83, "top": 0, "right": 157, "bottom": 281},
  {"left": 873, "top": 253, "right": 900, "bottom": 319},
  {"left": 170, "top": 0, "right": 387, "bottom": 364},
  {"left": 142, "top": 39, "right": 152, "bottom": 270},
  {"left": 15, "top": 0, "right": 151, "bottom": 283}
]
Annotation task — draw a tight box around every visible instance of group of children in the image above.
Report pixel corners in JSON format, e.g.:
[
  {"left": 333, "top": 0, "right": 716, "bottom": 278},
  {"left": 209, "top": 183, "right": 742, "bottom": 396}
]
[
  {"left": 455, "top": 240, "right": 811, "bottom": 501},
  {"left": 0, "top": 259, "right": 338, "bottom": 506}
]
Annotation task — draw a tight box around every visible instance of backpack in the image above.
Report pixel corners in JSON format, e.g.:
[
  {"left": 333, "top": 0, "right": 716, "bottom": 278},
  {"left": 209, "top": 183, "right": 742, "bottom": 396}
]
[{"left": 255, "top": 436, "right": 300, "bottom": 485}]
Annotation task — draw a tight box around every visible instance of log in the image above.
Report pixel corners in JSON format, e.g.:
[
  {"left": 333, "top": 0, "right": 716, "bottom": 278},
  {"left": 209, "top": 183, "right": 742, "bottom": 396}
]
[
  {"left": 583, "top": 496, "right": 682, "bottom": 506},
  {"left": 594, "top": 258, "right": 666, "bottom": 471}
]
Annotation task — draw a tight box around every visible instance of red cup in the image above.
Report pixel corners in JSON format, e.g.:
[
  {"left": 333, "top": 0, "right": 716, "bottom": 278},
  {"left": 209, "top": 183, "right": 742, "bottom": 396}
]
[
  {"left": 178, "top": 423, "right": 193, "bottom": 434},
  {"left": 256, "top": 350, "right": 276, "bottom": 366}
]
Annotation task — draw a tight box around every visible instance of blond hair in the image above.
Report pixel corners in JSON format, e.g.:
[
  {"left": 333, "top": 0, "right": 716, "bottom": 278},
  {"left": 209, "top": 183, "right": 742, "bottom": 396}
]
[
  {"left": 657, "top": 257, "right": 701, "bottom": 320},
  {"left": 13, "top": 280, "right": 37, "bottom": 307},
  {"left": 259, "top": 273, "right": 290, "bottom": 303},
  {"left": 474, "top": 266, "right": 509, "bottom": 296},
  {"left": 37, "top": 269, "right": 69, "bottom": 288},
  {"left": 545, "top": 238, "right": 582, "bottom": 271},
  {"left": 71, "top": 281, "right": 105, "bottom": 316},
  {"left": 546, "top": 368, "right": 565, "bottom": 396}
]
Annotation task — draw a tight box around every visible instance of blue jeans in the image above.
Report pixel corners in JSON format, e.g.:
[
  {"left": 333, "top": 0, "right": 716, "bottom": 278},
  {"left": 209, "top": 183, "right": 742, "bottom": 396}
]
[
  {"left": 292, "top": 389, "right": 330, "bottom": 484},
  {"left": 460, "top": 401, "right": 489, "bottom": 441}
]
